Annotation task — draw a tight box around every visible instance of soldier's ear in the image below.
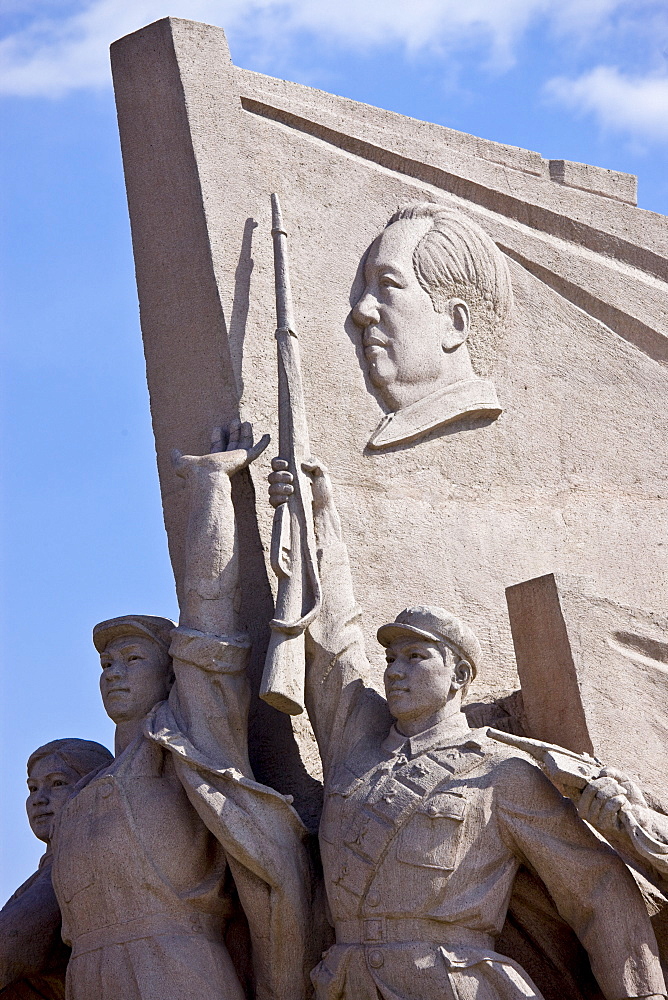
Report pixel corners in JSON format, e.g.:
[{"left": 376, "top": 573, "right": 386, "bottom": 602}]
[
  {"left": 441, "top": 298, "right": 470, "bottom": 351},
  {"left": 451, "top": 657, "right": 473, "bottom": 692}
]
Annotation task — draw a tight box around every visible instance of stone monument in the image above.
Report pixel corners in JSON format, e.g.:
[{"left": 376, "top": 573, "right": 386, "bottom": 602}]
[{"left": 4, "top": 12, "right": 668, "bottom": 1000}]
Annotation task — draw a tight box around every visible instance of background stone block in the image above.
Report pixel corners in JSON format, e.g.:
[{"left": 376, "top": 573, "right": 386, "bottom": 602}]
[{"left": 506, "top": 573, "right": 668, "bottom": 808}]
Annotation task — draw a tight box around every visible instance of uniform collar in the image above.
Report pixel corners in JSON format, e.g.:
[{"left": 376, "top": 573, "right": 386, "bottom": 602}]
[
  {"left": 368, "top": 377, "right": 501, "bottom": 450},
  {"left": 382, "top": 713, "right": 472, "bottom": 758}
]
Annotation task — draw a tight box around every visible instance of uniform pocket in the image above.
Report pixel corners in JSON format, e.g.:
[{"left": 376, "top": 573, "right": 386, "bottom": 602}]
[{"left": 397, "top": 792, "right": 467, "bottom": 870}]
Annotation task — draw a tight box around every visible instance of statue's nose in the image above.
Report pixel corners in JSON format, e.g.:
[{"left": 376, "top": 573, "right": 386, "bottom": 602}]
[
  {"left": 106, "top": 660, "right": 125, "bottom": 680},
  {"left": 352, "top": 292, "right": 379, "bottom": 327}
]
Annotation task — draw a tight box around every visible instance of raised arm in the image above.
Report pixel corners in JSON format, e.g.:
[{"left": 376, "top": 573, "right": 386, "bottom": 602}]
[
  {"left": 173, "top": 421, "right": 268, "bottom": 635},
  {"left": 167, "top": 420, "right": 268, "bottom": 769},
  {"left": 269, "top": 458, "right": 390, "bottom": 774}
]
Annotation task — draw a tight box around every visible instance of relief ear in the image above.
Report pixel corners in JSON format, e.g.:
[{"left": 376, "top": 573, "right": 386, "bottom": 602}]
[
  {"left": 451, "top": 657, "right": 473, "bottom": 692},
  {"left": 441, "top": 298, "right": 470, "bottom": 350}
]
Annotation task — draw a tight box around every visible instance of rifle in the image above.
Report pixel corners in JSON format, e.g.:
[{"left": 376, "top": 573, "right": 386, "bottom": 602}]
[
  {"left": 486, "top": 728, "right": 604, "bottom": 791},
  {"left": 260, "top": 194, "right": 322, "bottom": 715},
  {"left": 487, "top": 728, "right": 668, "bottom": 862}
]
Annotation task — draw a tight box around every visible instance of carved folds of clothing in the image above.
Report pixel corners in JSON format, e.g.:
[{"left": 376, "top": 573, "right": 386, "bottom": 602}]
[
  {"left": 0, "top": 855, "right": 69, "bottom": 1000},
  {"left": 305, "top": 537, "right": 665, "bottom": 1000},
  {"left": 50, "top": 628, "right": 312, "bottom": 1000},
  {"left": 367, "top": 377, "right": 501, "bottom": 449}
]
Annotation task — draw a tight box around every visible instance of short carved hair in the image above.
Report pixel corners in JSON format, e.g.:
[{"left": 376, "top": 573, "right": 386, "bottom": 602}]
[
  {"left": 388, "top": 202, "right": 513, "bottom": 373},
  {"left": 27, "top": 738, "right": 113, "bottom": 779}
]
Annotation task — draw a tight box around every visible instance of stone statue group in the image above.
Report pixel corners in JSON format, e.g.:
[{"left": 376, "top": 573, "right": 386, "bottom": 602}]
[
  {"left": 2, "top": 420, "right": 668, "bottom": 1000},
  {"left": 3, "top": 202, "right": 668, "bottom": 1000}
]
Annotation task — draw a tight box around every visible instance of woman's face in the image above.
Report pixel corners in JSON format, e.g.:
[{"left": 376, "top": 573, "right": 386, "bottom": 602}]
[{"left": 26, "top": 753, "right": 81, "bottom": 844}]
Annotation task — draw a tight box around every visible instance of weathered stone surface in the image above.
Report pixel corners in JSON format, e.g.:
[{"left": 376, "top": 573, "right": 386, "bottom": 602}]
[
  {"left": 267, "top": 460, "right": 666, "bottom": 1000},
  {"left": 506, "top": 572, "right": 668, "bottom": 808},
  {"left": 111, "top": 18, "right": 668, "bottom": 739},
  {"left": 548, "top": 158, "right": 638, "bottom": 205}
]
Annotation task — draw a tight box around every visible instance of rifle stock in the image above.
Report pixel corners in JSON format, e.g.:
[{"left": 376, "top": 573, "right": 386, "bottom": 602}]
[{"left": 260, "top": 194, "right": 321, "bottom": 715}]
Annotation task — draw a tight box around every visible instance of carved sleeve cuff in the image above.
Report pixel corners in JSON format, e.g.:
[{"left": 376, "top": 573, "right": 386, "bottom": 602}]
[{"left": 169, "top": 625, "right": 251, "bottom": 674}]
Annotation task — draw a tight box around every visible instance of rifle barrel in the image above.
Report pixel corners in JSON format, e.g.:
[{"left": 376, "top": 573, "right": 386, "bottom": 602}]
[{"left": 271, "top": 193, "right": 295, "bottom": 333}]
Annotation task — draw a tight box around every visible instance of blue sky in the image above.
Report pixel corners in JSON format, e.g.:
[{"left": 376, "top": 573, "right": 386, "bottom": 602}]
[{"left": 2, "top": 0, "right": 668, "bottom": 901}]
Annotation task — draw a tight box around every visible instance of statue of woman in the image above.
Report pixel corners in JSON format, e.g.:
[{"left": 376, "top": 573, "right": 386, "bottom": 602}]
[{"left": 0, "top": 738, "right": 112, "bottom": 999}]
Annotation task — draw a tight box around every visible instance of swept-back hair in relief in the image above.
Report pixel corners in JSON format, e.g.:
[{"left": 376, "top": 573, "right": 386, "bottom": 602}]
[
  {"left": 27, "top": 738, "right": 113, "bottom": 779},
  {"left": 388, "top": 202, "right": 513, "bottom": 373}
]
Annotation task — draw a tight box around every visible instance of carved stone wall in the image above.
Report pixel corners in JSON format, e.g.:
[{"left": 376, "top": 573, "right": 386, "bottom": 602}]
[{"left": 111, "top": 16, "right": 668, "bottom": 818}]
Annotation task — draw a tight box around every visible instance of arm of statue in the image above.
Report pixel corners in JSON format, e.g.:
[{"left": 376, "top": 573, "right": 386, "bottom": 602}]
[
  {"left": 268, "top": 458, "right": 390, "bottom": 774},
  {"left": 488, "top": 730, "right": 668, "bottom": 880},
  {"left": 496, "top": 756, "right": 666, "bottom": 1000},
  {"left": 574, "top": 768, "right": 668, "bottom": 879},
  {"left": 174, "top": 421, "right": 268, "bottom": 635},
  {"left": 167, "top": 421, "right": 269, "bottom": 769}
]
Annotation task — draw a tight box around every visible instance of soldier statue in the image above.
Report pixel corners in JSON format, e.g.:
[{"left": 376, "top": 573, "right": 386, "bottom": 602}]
[
  {"left": 49, "top": 422, "right": 313, "bottom": 1000},
  {"left": 268, "top": 454, "right": 666, "bottom": 1000}
]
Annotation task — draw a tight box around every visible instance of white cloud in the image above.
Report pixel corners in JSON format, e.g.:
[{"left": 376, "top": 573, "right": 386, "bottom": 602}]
[
  {"left": 0, "top": 0, "right": 627, "bottom": 97},
  {"left": 546, "top": 66, "right": 668, "bottom": 143}
]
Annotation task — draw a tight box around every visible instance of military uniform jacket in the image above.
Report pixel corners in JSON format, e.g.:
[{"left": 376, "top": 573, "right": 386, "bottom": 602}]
[{"left": 305, "top": 533, "right": 665, "bottom": 1000}]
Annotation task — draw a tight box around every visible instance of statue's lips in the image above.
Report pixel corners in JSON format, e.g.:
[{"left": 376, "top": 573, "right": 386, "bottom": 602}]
[
  {"left": 30, "top": 810, "right": 53, "bottom": 822},
  {"left": 105, "top": 686, "right": 131, "bottom": 696},
  {"left": 364, "top": 339, "right": 388, "bottom": 358}
]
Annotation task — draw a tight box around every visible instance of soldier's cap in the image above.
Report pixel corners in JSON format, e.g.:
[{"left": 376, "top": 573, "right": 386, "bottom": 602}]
[
  {"left": 377, "top": 606, "right": 482, "bottom": 679},
  {"left": 93, "top": 615, "right": 176, "bottom": 655}
]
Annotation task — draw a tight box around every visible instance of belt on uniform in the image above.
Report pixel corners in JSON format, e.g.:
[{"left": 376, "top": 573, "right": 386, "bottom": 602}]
[
  {"left": 335, "top": 917, "right": 492, "bottom": 950},
  {"left": 70, "top": 909, "right": 226, "bottom": 957}
]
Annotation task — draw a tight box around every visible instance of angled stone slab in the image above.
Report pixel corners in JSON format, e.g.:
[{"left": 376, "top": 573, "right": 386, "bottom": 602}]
[
  {"left": 111, "top": 17, "right": 668, "bottom": 714},
  {"left": 506, "top": 573, "right": 668, "bottom": 807}
]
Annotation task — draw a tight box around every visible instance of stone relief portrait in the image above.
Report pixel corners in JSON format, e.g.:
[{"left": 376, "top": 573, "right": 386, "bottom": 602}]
[{"left": 352, "top": 202, "right": 513, "bottom": 449}]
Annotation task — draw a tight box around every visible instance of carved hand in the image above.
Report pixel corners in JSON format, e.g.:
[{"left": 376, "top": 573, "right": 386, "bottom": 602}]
[
  {"left": 268, "top": 458, "right": 294, "bottom": 508},
  {"left": 172, "top": 419, "right": 269, "bottom": 480},
  {"left": 301, "top": 459, "right": 334, "bottom": 514},
  {"left": 577, "top": 767, "right": 652, "bottom": 836},
  {"left": 268, "top": 456, "right": 333, "bottom": 514}
]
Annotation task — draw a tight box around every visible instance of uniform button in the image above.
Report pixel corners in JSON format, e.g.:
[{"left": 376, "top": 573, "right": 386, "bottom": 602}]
[
  {"left": 366, "top": 891, "right": 380, "bottom": 907},
  {"left": 368, "top": 949, "right": 384, "bottom": 969},
  {"left": 99, "top": 784, "right": 113, "bottom": 798},
  {"left": 428, "top": 804, "right": 439, "bottom": 816}
]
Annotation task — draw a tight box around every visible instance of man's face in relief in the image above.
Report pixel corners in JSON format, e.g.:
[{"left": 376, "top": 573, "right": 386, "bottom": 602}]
[
  {"left": 352, "top": 219, "right": 453, "bottom": 403},
  {"left": 27, "top": 753, "right": 81, "bottom": 844},
  {"left": 383, "top": 636, "right": 453, "bottom": 729},
  {"left": 100, "top": 635, "right": 172, "bottom": 724}
]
